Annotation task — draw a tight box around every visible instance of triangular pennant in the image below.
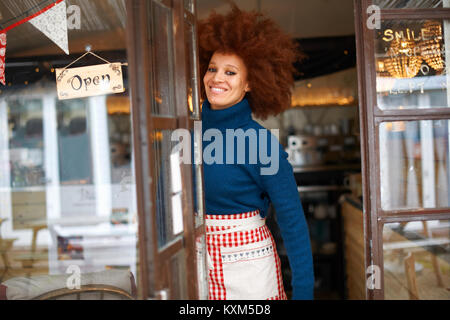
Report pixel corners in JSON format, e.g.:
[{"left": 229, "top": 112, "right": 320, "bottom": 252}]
[
  {"left": 0, "top": 32, "right": 6, "bottom": 85},
  {"left": 29, "top": 1, "right": 69, "bottom": 55}
]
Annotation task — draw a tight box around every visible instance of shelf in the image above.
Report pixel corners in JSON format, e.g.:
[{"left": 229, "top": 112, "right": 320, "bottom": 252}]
[
  {"left": 298, "top": 185, "right": 350, "bottom": 193},
  {"left": 292, "top": 163, "right": 361, "bottom": 173}
]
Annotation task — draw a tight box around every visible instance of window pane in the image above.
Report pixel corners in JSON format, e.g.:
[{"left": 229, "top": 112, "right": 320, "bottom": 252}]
[
  {"left": 152, "top": 130, "right": 184, "bottom": 249},
  {"left": 374, "top": 19, "right": 450, "bottom": 110},
  {"left": 149, "top": 1, "right": 176, "bottom": 117},
  {"left": 185, "top": 21, "right": 199, "bottom": 120},
  {"left": 196, "top": 235, "right": 208, "bottom": 299},
  {"left": 380, "top": 119, "right": 450, "bottom": 211},
  {"left": 373, "top": 0, "right": 443, "bottom": 8},
  {"left": 0, "top": 0, "right": 139, "bottom": 300},
  {"left": 193, "top": 119, "right": 204, "bottom": 227},
  {"left": 8, "top": 99, "right": 45, "bottom": 188},
  {"left": 383, "top": 220, "right": 450, "bottom": 300},
  {"left": 57, "top": 99, "right": 92, "bottom": 184},
  {"left": 184, "top": 0, "right": 194, "bottom": 13},
  {"left": 169, "top": 249, "right": 188, "bottom": 299}
]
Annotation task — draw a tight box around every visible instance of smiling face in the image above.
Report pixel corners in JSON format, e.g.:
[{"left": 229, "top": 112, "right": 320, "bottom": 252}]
[{"left": 203, "top": 51, "right": 250, "bottom": 110}]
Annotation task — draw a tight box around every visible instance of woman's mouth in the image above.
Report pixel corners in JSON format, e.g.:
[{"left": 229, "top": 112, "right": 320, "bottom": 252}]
[{"left": 210, "top": 86, "right": 227, "bottom": 94}]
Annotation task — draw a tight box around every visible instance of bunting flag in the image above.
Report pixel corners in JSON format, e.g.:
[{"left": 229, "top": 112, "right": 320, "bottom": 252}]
[
  {"left": 0, "top": 0, "right": 68, "bottom": 85},
  {"left": 29, "top": 1, "right": 69, "bottom": 55},
  {"left": 0, "top": 32, "right": 6, "bottom": 85}
]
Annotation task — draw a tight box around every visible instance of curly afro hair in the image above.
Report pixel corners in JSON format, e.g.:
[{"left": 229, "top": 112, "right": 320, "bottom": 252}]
[{"left": 198, "top": 4, "right": 302, "bottom": 119}]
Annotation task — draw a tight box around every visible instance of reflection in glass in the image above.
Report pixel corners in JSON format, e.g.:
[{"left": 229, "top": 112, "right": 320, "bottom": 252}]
[
  {"left": 57, "top": 99, "right": 92, "bottom": 184},
  {"left": 153, "top": 130, "right": 184, "bottom": 249},
  {"left": 8, "top": 99, "right": 45, "bottom": 188},
  {"left": 193, "top": 125, "right": 204, "bottom": 228},
  {"left": 196, "top": 235, "right": 208, "bottom": 299},
  {"left": 149, "top": 1, "right": 176, "bottom": 117},
  {"left": 184, "top": 20, "right": 204, "bottom": 228},
  {"left": 185, "top": 21, "right": 199, "bottom": 119},
  {"left": 184, "top": 0, "right": 194, "bottom": 13},
  {"left": 380, "top": 120, "right": 450, "bottom": 210},
  {"left": 107, "top": 96, "right": 132, "bottom": 185},
  {"left": 0, "top": 0, "right": 139, "bottom": 300},
  {"left": 374, "top": 19, "right": 450, "bottom": 109},
  {"left": 373, "top": 0, "right": 443, "bottom": 8},
  {"left": 383, "top": 220, "right": 450, "bottom": 300}
]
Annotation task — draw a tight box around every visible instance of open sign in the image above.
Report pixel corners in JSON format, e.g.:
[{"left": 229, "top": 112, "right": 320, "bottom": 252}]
[{"left": 56, "top": 63, "right": 125, "bottom": 100}]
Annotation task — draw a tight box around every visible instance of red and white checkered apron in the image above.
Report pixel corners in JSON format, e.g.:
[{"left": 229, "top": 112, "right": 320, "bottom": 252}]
[{"left": 206, "top": 210, "right": 287, "bottom": 300}]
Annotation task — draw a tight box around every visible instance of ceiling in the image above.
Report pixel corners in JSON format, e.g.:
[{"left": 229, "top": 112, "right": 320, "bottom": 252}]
[
  {"left": 0, "top": 0, "right": 127, "bottom": 57},
  {"left": 196, "top": 0, "right": 356, "bottom": 39},
  {"left": 0, "top": 0, "right": 356, "bottom": 57},
  {"left": 0, "top": 0, "right": 357, "bottom": 96}
]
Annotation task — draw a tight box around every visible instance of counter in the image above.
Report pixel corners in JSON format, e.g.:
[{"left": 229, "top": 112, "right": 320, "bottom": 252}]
[{"left": 341, "top": 194, "right": 365, "bottom": 300}]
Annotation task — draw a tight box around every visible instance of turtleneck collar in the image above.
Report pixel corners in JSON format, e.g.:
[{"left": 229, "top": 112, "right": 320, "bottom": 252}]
[{"left": 201, "top": 98, "right": 253, "bottom": 131}]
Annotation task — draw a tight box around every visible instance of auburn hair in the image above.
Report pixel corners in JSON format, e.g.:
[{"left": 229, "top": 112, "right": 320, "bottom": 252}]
[{"left": 198, "top": 4, "right": 302, "bottom": 119}]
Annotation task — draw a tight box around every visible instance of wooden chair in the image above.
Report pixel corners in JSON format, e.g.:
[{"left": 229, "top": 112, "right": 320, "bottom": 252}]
[
  {"left": 33, "top": 284, "right": 135, "bottom": 300},
  {"left": 421, "top": 221, "right": 445, "bottom": 288},
  {"left": 0, "top": 218, "right": 18, "bottom": 282},
  {"left": 404, "top": 252, "right": 419, "bottom": 300},
  {"left": 403, "top": 221, "right": 448, "bottom": 300},
  {"left": 3, "top": 270, "right": 137, "bottom": 300},
  {"left": 14, "top": 225, "right": 47, "bottom": 277}
]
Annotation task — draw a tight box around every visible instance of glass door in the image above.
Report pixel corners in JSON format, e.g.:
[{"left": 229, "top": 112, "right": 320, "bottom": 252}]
[
  {"left": 0, "top": 0, "right": 140, "bottom": 300},
  {"left": 126, "top": 0, "right": 207, "bottom": 300},
  {"left": 355, "top": 0, "right": 450, "bottom": 299}
]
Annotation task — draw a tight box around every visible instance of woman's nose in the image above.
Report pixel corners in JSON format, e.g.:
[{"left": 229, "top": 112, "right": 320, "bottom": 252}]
[{"left": 212, "top": 71, "right": 225, "bottom": 82}]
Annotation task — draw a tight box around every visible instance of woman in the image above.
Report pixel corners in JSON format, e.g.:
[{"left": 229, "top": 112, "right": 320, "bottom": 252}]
[{"left": 198, "top": 5, "right": 314, "bottom": 300}]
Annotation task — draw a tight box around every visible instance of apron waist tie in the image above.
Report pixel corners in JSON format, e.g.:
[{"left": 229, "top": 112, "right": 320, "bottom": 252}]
[{"left": 205, "top": 211, "right": 265, "bottom": 269}]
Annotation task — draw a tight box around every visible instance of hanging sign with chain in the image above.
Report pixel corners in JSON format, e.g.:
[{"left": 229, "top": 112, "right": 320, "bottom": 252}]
[{"left": 56, "top": 51, "right": 126, "bottom": 100}]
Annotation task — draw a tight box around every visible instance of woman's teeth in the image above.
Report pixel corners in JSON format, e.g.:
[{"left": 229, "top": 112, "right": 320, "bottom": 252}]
[{"left": 211, "top": 87, "right": 226, "bottom": 93}]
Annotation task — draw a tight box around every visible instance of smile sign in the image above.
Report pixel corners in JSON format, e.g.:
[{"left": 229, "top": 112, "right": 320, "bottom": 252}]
[{"left": 56, "top": 63, "right": 125, "bottom": 100}]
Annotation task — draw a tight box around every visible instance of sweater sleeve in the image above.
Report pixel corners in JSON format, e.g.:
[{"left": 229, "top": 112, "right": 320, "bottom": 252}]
[{"left": 259, "top": 131, "right": 315, "bottom": 300}]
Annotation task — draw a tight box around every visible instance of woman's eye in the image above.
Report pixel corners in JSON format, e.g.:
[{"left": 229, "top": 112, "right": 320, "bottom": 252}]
[
  {"left": 226, "top": 71, "right": 236, "bottom": 76},
  {"left": 207, "top": 67, "right": 216, "bottom": 72}
]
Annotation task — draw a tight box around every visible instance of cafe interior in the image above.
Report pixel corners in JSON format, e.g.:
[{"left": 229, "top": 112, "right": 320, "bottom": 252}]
[{"left": 0, "top": 0, "right": 449, "bottom": 300}]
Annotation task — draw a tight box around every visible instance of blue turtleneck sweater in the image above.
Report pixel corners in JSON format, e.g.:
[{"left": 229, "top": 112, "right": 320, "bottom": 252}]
[{"left": 201, "top": 98, "right": 314, "bottom": 300}]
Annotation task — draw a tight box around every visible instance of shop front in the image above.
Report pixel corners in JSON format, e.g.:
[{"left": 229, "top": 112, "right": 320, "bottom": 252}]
[{"left": 0, "top": 0, "right": 449, "bottom": 301}]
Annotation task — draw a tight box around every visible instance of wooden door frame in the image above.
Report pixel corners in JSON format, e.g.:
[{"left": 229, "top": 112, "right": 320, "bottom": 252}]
[
  {"left": 354, "top": 0, "right": 450, "bottom": 300},
  {"left": 126, "top": 0, "right": 202, "bottom": 299}
]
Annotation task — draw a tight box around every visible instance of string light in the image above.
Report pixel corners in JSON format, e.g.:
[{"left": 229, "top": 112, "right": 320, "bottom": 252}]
[
  {"left": 384, "top": 38, "right": 423, "bottom": 79},
  {"left": 376, "top": 58, "right": 391, "bottom": 77},
  {"left": 420, "top": 20, "right": 444, "bottom": 73}
]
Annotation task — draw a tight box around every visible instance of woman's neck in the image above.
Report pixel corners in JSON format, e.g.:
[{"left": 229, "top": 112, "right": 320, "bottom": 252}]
[{"left": 202, "top": 98, "right": 253, "bottom": 131}]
